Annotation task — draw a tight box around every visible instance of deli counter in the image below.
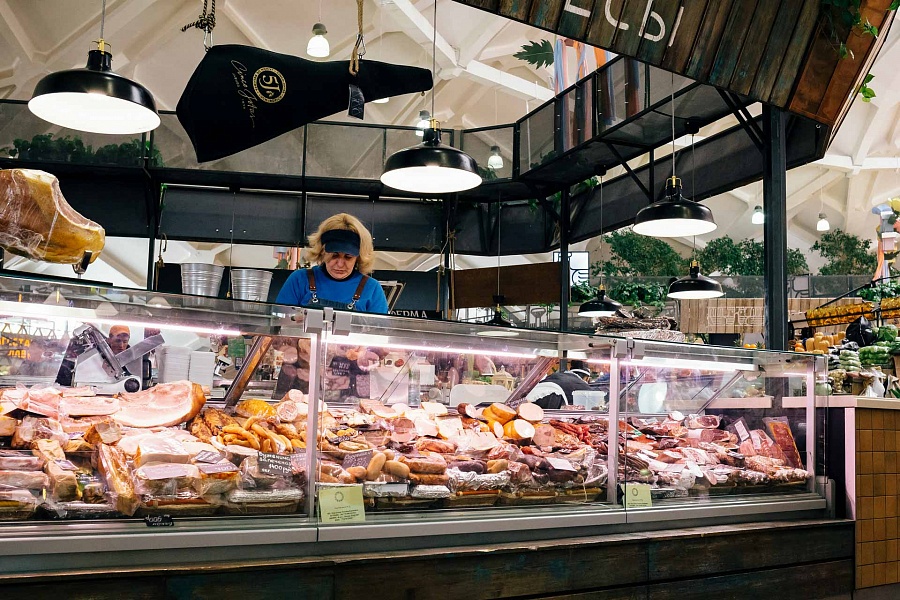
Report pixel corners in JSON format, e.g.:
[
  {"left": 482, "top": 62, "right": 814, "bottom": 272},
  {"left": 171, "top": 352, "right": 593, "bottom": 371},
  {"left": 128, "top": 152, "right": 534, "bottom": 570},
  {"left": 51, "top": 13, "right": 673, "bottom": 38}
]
[{"left": 0, "top": 275, "right": 830, "bottom": 575}]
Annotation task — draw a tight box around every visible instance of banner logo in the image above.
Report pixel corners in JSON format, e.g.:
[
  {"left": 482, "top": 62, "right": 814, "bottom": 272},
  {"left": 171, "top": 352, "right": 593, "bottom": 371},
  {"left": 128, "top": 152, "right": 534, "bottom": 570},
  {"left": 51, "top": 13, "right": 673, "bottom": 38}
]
[{"left": 253, "top": 67, "right": 286, "bottom": 103}]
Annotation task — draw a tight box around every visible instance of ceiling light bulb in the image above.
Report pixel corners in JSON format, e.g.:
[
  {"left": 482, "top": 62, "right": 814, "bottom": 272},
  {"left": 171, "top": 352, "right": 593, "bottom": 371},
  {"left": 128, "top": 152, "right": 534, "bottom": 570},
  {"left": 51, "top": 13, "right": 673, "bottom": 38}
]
[
  {"left": 373, "top": 97, "right": 389, "bottom": 104},
  {"left": 487, "top": 146, "right": 504, "bottom": 170},
  {"left": 817, "top": 213, "right": 830, "bottom": 232},
  {"left": 29, "top": 41, "right": 159, "bottom": 134},
  {"left": 751, "top": 206, "right": 764, "bottom": 225},
  {"left": 306, "top": 23, "right": 330, "bottom": 58},
  {"left": 415, "top": 110, "right": 431, "bottom": 137}
]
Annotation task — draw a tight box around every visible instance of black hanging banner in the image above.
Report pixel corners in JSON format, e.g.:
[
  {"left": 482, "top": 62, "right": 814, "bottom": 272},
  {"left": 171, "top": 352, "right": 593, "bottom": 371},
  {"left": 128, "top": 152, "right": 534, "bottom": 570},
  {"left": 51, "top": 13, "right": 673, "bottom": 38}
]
[{"left": 176, "top": 44, "right": 432, "bottom": 162}]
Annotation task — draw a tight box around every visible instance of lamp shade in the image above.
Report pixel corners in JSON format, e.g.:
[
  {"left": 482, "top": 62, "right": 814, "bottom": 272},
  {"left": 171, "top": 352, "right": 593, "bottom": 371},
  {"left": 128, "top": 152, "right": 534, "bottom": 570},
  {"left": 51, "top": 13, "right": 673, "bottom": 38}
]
[
  {"left": 306, "top": 23, "right": 330, "bottom": 58},
  {"left": 578, "top": 288, "right": 622, "bottom": 317},
  {"left": 476, "top": 295, "right": 518, "bottom": 337},
  {"left": 816, "top": 213, "right": 830, "bottom": 232},
  {"left": 668, "top": 260, "right": 724, "bottom": 299},
  {"left": 633, "top": 177, "right": 717, "bottom": 238},
  {"left": 29, "top": 47, "right": 159, "bottom": 135},
  {"left": 381, "top": 126, "right": 482, "bottom": 194},
  {"left": 751, "top": 206, "right": 764, "bottom": 225}
]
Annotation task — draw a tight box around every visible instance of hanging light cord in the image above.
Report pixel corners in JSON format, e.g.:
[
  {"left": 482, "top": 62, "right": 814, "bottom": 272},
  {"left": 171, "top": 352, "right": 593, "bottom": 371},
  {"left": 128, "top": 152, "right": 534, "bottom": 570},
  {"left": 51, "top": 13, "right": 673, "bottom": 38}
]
[
  {"left": 99, "top": 0, "right": 107, "bottom": 40},
  {"left": 671, "top": 71, "right": 676, "bottom": 178},
  {"left": 430, "top": 0, "right": 438, "bottom": 120},
  {"left": 350, "top": 0, "right": 366, "bottom": 75},
  {"left": 181, "top": 0, "right": 216, "bottom": 50}
]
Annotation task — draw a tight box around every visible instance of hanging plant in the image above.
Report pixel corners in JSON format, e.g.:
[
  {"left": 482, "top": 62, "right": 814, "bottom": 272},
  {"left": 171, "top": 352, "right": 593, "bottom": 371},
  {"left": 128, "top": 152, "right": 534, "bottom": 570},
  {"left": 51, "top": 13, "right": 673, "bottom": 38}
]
[{"left": 858, "top": 73, "right": 876, "bottom": 102}]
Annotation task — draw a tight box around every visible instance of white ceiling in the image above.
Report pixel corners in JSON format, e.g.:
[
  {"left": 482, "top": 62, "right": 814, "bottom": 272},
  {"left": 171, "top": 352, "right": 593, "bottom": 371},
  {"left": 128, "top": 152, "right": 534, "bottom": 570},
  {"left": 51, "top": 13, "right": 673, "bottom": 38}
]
[{"left": 0, "top": 0, "right": 898, "bottom": 286}]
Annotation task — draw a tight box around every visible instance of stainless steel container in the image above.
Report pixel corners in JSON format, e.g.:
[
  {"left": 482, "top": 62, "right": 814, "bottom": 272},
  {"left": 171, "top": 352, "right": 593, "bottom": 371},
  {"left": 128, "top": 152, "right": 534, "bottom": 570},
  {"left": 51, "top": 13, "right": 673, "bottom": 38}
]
[
  {"left": 230, "top": 268, "right": 273, "bottom": 302},
  {"left": 180, "top": 263, "right": 225, "bottom": 297}
]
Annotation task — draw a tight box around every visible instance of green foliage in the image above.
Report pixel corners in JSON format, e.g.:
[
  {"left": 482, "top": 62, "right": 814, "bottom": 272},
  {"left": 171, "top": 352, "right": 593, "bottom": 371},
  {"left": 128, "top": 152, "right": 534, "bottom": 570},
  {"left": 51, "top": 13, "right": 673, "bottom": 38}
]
[
  {"left": 859, "top": 279, "right": 900, "bottom": 302},
  {"left": 811, "top": 228, "right": 877, "bottom": 275},
  {"left": 1, "top": 134, "right": 163, "bottom": 167},
  {"left": 570, "top": 281, "right": 596, "bottom": 303},
  {"left": 607, "top": 280, "right": 667, "bottom": 314},
  {"left": 592, "top": 229, "right": 687, "bottom": 277},
  {"left": 858, "top": 73, "right": 876, "bottom": 102},
  {"left": 821, "top": 0, "right": 885, "bottom": 67},
  {"left": 513, "top": 40, "right": 555, "bottom": 69},
  {"left": 694, "top": 236, "right": 809, "bottom": 277}
]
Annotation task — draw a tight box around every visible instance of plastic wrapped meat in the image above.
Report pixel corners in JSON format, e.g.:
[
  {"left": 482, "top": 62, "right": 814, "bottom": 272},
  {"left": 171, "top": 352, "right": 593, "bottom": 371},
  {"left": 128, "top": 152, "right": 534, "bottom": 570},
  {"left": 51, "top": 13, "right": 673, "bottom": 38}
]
[
  {"left": 763, "top": 417, "right": 804, "bottom": 469},
  {"left": 0, "top": 169, "right": 104, "bottom": 264}
]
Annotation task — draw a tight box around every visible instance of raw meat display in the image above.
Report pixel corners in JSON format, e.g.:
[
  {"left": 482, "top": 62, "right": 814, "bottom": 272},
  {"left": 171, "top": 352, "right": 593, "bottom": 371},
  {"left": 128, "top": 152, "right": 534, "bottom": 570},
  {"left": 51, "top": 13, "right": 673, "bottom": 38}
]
[{"left": 113, "top": 381, "right": 206, "bottom": 428}]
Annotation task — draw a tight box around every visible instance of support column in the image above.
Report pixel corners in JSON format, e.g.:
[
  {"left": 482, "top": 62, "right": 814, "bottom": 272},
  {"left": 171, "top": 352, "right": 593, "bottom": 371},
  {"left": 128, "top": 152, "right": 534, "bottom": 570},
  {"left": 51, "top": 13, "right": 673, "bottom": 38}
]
[
  {"left": 559, "top": 188, "right": 571, "bottom": 332},
  {"left": 763, "top": 106, "right": 788, "bottom": 350}
]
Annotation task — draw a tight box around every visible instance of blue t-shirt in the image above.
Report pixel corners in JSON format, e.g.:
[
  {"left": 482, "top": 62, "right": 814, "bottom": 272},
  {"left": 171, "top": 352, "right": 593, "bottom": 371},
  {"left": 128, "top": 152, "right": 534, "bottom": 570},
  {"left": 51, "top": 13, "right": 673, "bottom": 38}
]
[{"left": 275, "top": 265, "right": 388, "bottom": 313}]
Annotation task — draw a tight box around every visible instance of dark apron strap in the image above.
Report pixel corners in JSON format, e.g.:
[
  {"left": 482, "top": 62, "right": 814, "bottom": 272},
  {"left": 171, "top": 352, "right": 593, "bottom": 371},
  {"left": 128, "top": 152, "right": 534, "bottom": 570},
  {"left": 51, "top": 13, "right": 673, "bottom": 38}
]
[
  {"left": 306, "top": 269, "right": 319, "bottom": 304},
  {"left": 348, "top": 275, "right": 369, "bottom": 310}
]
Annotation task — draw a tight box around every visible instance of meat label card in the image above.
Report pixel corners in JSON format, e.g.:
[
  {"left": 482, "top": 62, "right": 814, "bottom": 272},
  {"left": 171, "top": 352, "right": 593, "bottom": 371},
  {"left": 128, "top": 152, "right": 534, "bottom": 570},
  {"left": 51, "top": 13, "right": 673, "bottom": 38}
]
[
  {"left": 258, "top": 452, "right": 292, "bottom": 476},
  {"left": 619, "top": 483, "right": 652, "bottom": 509},
  {"left": 342, "top": 450, "right": 373, "bottom": 470},
  {"left": 318, "top": 484, "right": 365, "bottom": 524}
]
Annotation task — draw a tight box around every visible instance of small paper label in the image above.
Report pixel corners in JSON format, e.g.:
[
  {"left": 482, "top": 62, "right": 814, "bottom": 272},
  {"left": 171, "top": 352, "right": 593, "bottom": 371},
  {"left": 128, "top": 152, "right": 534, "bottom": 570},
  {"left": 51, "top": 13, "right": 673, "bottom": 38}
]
[
  {"left": 257, "top": 451, "right": 292, "bottom": 477},
  {"left": 685, "top": 460, "right": 704, "bottom": 478},
  {"left": 734, "top": 418, "right": 751, "bottom": 442},
  {"left": 144, "top": 515, "right": 174, "bottom": 527},
  {"left": 194, "top": 451, "right": 225, "bottom": 464},
  {"left": 619, "top": 483, "right": 652, "bottom": 508},
  {"left": 318, "top": 484, "right": 366, "bottom": 523},
  {"left": 290, "top": 452, "right": 307, "bottom": 475},
  {"left": 54, "top": 459, "right": 78, "bottom": 471},
  {"left": 198, "top": 462, "right": 239, "bottom": 474},
  {"left": 343, "top": 450, "right": 373, "bottom": 469},
  {"left": 545, "top": 457, "right": 577, "bottom": 472}
]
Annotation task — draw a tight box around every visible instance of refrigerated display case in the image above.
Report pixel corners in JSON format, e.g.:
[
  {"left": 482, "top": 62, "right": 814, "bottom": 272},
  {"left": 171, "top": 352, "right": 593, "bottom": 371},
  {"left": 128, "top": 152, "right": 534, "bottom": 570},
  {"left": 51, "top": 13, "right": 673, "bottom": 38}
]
[{"left": 0, "top": 274, "right": 828, "bottom": 575}]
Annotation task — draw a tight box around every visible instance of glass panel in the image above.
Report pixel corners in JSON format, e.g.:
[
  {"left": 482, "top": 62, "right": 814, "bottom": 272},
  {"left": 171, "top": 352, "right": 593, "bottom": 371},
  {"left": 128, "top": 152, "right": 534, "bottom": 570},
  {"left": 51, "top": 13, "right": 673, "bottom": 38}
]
[
  {"left": 153, "top": 113, "right": 304, "bottom": 175},
  {"left": 305, "top": 123, "right": 383, "bottom": 180},
  {"left": 0, "top": 101, "right": 148, "bottom": 167},
  {"left": 461, "top": 126, "right": 514, "bottom": 180},
  {"left": 312, "top": 314, "right": 618, "bottom": 518},
  {"left": 614, "top": 338, "right": 821, "bottom": 516},
  {"left": 561, "top": 78, "right": 594, "bottom": 153},
  {"left": 0, "top": 274, "right": 316, "bottom": 522},
  {"left": 518, "top": 102, "right": 556, "bottom": 175}
]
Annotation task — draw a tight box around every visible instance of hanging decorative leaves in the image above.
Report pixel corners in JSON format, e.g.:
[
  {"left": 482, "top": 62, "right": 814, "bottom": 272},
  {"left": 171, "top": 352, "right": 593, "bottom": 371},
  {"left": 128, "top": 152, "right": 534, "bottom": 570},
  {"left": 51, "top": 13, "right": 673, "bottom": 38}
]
[
  {"left": 858, "top": 73, "right": 876, "bottom": 102},
  {"left": 513, "top": 40, "right": 555, "bottom": 69}
]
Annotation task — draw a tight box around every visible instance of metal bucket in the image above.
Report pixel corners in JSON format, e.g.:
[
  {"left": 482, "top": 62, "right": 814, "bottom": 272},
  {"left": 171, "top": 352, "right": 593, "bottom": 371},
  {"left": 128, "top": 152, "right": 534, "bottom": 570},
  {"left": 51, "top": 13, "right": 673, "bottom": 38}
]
[
  {"left": 181, "top": 263, "right": 225, "bottom": 297},
  {"left": 231, "top": 269, "right": 273, "bottom": 302}
]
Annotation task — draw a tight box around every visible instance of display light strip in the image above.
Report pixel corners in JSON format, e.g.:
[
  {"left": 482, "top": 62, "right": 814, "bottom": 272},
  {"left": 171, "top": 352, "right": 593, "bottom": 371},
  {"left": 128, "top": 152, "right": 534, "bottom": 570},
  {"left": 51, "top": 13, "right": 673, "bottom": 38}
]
[
  {"left": 622, "top": 356, "right": 757, "bottom": 372},
  {"left": 326, "top": 333, "right": 552, "bottom": 361},
  {"left": 0, "top": 301, "right": 242, "bottom": 337}
]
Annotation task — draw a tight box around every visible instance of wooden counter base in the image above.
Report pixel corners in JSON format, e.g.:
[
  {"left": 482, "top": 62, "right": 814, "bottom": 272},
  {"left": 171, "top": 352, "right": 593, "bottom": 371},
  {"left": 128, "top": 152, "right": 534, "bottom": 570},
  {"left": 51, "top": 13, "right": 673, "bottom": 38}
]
[{"left": 0, "top": 519, "right": 852, "bottom": 599}]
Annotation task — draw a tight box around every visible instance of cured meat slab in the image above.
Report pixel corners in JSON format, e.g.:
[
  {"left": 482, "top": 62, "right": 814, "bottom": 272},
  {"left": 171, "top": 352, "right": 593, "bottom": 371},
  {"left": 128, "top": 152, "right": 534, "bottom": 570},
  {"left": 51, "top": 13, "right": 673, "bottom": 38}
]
[
  {"left": 113, "top": 381, "right": 206, "bottom": 428},
  {"left": 0, "top": 169, "right": 104, "bottom": 264}
]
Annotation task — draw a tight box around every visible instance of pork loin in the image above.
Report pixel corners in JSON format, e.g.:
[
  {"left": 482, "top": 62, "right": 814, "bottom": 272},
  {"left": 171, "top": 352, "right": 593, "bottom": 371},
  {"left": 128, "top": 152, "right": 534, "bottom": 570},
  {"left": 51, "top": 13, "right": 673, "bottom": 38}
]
[
  {"left": 0, "top": 169, "right": 104, "bottom": 264},
  {"left": 113, "top": 381, "right": 206, "bottom": 428}
]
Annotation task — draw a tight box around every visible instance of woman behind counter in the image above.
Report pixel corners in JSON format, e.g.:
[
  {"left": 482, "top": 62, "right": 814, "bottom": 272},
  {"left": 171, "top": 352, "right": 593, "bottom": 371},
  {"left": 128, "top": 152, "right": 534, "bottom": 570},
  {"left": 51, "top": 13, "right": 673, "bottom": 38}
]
[{"left": 276, "top": 213, "right": 388, "bottom": 313}]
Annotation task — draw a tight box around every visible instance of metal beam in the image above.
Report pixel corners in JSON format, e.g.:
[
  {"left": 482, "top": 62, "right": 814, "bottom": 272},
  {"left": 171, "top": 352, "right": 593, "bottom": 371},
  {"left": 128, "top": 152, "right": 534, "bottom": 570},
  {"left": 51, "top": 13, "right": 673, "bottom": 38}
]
[
  {"left": 763, "top": 106, "right": 788, "bottom": 351},
  {"left": 559, "top": 187, "right": 570, "bottom": 332}
]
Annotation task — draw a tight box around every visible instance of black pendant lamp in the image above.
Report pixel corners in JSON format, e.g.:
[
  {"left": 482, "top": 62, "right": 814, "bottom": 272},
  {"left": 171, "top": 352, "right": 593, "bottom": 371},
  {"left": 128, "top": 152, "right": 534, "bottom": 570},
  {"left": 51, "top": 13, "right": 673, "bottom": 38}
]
[
  {"left": 477, "top": 295, "right": 519, "bottom": 337},
  {"left": 29, "top": 1, "right": 159, "bottom": 134},
  {"left": 633, "top": 176, "right": 716, "bottom": 237},
  {"left": 668, "top": 260, "right": 724, "bottom": 300},
  {"left": 579, "top": 173, "right": 623, "bottom": 317},
  {"left": 579, "top": 285, "right": 623, "bottom": 317},
  {"left": 633, "top": 74, "right": 715, "bottom": 238},
  {"left": 380, "top": 0, "right": 481, "bottom": 194}
]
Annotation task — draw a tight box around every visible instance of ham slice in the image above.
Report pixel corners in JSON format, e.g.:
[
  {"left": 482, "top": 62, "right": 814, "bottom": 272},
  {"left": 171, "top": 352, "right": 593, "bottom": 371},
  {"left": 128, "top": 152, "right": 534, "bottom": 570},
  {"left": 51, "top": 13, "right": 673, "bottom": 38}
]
[
  {"left": 113, "top": 381, "right": 206, "bottom": 428},
  {"left": 0, "top": 169, "right": 105, "bottom": 264}
]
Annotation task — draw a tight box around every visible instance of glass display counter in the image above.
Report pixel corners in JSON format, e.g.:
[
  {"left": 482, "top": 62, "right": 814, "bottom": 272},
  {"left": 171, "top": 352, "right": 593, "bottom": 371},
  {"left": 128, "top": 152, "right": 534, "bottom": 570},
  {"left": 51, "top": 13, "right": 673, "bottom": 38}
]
[{"left": 0, "top": 274, "right": 827, "bottom": 573}]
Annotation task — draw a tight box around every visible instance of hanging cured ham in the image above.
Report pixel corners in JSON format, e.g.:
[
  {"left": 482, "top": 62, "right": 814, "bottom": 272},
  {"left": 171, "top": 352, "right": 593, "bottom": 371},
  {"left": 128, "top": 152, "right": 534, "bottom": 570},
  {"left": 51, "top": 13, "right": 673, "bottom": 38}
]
[{"left": 0, "top": 169, "right": 104, "bottom": 265}]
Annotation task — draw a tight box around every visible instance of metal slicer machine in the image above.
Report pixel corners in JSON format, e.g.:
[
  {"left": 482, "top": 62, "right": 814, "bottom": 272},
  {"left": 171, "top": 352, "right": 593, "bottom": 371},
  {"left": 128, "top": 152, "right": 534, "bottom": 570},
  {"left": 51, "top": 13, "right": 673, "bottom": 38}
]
[{"left": 72, "top": 324, "right": 165, "bottom": 394}]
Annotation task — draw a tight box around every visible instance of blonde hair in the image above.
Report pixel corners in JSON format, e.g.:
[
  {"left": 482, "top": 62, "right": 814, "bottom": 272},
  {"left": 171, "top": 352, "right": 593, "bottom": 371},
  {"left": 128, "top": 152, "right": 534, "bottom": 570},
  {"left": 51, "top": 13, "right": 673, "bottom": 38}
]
[{"left": 306, "top": 213, "right": 375, "bottom": 275}]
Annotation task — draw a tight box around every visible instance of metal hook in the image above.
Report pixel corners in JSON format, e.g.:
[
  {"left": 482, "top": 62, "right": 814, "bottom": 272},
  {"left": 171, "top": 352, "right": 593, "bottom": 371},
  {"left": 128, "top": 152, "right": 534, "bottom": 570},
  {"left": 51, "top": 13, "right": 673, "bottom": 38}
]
[
  {"left": 72, "top": 250, "right": 92, "bottom": 276},
  {"left": 203, "top": 29, "right": 213, "bottom": 51}
]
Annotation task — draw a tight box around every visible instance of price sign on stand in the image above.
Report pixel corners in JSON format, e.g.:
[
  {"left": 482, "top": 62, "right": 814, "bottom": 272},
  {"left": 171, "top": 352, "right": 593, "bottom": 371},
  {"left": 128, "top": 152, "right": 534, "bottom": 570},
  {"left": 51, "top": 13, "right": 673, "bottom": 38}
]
[
  {"left": 257, "top": 452, "right": 292, "bottom": 477},
  {"left": 619, "top": 483, "right": 652, "bottom": 509},
  {"left": 318, "top": 485, "right": 365, "bottom": 524}
]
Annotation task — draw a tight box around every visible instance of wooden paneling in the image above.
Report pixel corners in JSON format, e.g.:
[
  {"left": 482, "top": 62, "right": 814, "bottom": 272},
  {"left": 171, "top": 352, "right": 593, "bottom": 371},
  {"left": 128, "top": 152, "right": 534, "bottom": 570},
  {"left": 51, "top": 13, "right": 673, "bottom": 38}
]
[
  {"left": 499, "top": 0, "right": 532, "bottom": 20},
  {"left": 452, "top": 262, "right": 561, "bottom": 308},
  {"left": 528, "top": 0, "right": 565, "bottom": 30},
  {"left": 679, "top": 297, "right": 863, "bottom": 334},
  {"left": 452, "top": 0, "right": 897, "bottom": 128}
]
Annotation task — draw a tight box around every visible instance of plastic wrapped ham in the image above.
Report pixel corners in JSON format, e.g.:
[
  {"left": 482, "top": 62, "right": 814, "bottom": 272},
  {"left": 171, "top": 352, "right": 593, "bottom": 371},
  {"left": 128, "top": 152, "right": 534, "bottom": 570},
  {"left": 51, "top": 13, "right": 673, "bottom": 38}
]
[{"left": 0, "top": 169, "right": 104, "bottom": 264}]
